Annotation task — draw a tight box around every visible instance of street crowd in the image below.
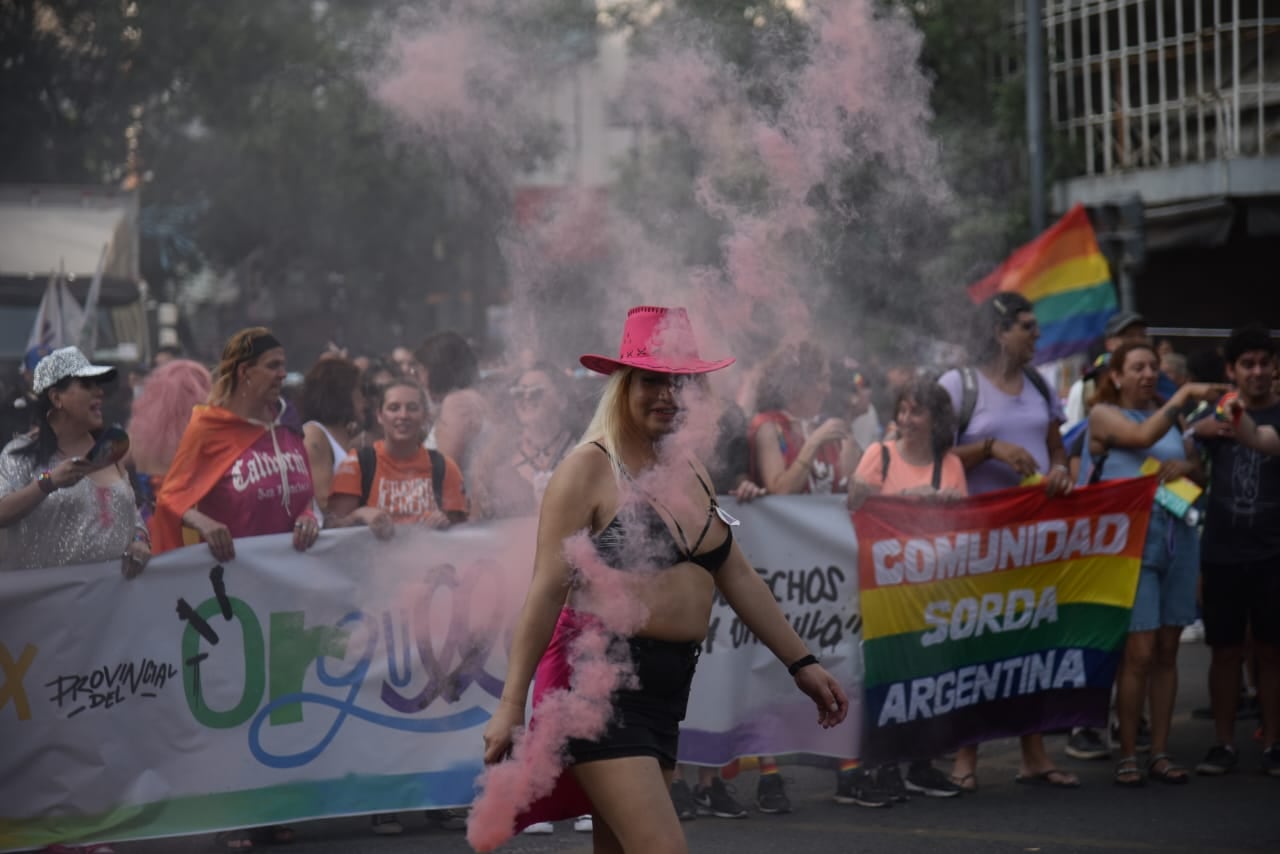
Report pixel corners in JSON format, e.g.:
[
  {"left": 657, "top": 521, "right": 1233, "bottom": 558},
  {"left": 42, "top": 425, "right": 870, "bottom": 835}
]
[{"left": 2, "top": 296, "right": 1278, "bottom": 853}]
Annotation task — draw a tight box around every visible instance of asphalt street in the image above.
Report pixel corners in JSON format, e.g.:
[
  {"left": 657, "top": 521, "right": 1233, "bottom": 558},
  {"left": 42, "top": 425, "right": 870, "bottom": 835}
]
[{"left": 120, "top": 642, "right": 1276, "bottom": 854}]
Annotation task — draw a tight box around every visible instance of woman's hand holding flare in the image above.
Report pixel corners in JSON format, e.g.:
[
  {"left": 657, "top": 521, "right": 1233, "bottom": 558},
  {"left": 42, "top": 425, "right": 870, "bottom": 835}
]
[{"left": 482, "top": 698, "right": 525, "bottom": 765}]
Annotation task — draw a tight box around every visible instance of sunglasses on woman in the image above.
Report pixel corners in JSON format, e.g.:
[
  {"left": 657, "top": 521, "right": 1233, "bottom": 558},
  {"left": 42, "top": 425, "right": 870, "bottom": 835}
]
[{"left": 509, "top": 386, "right": 549, "bottom": 404}]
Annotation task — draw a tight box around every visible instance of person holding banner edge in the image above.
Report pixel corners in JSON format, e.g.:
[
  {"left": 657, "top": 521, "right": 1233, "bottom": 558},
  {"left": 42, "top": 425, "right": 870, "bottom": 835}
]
[
  {"left": 1080, "top": 340, "right": 1226, "bottom": 786},
  {"left": 937, "top": 292, "right": 1078, "bottom": 792},
  {"left": 482, "top": 306, "right": 848, "bottom": 854},
  {"left": 151, "top": 327, "right": 319, "bottom": 849},
  {"left": 847, "top": 376, "right": 967, "bottom": 800}
]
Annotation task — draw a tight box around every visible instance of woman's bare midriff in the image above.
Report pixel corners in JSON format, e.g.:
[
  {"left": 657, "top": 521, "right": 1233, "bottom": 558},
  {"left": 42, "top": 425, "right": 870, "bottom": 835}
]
[{"left": 570, "top": 560, "right": 716, "bottom": 644}]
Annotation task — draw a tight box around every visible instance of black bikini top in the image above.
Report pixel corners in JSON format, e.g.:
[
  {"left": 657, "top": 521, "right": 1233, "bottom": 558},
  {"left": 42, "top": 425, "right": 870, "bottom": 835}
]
[{"left": 589, "top": 442, "right": 733, "bottom": 574}]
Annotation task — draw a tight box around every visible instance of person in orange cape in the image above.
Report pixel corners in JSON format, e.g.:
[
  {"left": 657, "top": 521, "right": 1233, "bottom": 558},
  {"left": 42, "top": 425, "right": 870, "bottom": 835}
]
[
  {"left": 151, "top": 327, "right": 319, "bottom": 563},
  {"left": 150, "top": 328, "right": 318, "bottom": 850}
]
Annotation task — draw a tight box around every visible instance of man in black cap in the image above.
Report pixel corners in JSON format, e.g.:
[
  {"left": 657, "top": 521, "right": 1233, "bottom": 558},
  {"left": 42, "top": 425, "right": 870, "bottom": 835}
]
[{"left": 0, "top": 345, "right": 52, "bottom": 443}]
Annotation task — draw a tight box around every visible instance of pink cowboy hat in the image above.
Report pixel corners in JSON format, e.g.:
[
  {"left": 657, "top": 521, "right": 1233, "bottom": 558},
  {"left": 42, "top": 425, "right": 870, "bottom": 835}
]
[{"left": 580, "top": 305, "right": 736, "bottom": 376}]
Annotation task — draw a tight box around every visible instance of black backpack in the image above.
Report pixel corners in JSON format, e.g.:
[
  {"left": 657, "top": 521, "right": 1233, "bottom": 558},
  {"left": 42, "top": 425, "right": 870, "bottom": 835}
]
[
  {"left": 358, "top": 445, "right": 446, "bottom": 508},
  {"left": 879, "top": 442, "right": 944, "bottom": 490},
  {"left": 956, "top": 366, "right": 1054, "bottom": 437}
]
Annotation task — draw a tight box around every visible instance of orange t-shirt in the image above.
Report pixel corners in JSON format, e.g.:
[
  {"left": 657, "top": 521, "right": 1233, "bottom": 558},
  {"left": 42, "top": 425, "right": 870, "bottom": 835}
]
[
  {"left": 331, "top": 441, "right": 468, "bottom": 523},
  {"left": 853, "top": 441, "right": 967, "bottom": 497}
]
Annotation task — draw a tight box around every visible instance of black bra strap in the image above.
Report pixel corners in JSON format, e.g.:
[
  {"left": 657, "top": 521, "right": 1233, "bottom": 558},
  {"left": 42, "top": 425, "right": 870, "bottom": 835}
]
[{"left": 591, "top": 441, "right": 720, "bottom": 559}]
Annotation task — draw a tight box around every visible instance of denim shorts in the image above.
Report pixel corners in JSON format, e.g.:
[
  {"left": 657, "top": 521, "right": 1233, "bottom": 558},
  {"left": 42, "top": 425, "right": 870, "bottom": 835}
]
[{"left": 1130, "top": 507, "right": 1199, "bottom": 632}]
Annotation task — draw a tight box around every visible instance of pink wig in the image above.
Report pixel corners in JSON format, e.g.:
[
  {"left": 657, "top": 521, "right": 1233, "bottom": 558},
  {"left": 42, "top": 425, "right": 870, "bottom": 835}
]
[{"left": 128, "top": 359, "right": 213, "bottom": 475}]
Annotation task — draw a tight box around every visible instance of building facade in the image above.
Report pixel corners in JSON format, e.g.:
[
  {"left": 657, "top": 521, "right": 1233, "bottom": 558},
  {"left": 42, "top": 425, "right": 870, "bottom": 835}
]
[{"left": 1043, "top": 0, "right": 1279, "bottom": 341}]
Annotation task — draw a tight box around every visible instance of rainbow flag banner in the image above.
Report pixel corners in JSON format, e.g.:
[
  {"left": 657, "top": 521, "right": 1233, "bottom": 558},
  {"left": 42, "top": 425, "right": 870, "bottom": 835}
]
[
  {"left": 853, "top": 478, "right": 1156, "bottom": 763},
  {"left": 968, "top": 204, "right": 1117, "bottom": 364}
]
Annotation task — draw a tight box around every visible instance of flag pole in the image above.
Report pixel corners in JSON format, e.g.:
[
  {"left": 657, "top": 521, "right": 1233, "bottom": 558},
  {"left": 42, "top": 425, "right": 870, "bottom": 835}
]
[{"left": 1026, "top": 0, "right": 1047, "bottom": 236}]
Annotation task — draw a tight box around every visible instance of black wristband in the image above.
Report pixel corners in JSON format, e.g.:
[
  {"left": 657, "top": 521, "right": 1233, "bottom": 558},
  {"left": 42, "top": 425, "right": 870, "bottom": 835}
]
[{"left": 787, "top": 654, "right": 819, "bottom": 677}]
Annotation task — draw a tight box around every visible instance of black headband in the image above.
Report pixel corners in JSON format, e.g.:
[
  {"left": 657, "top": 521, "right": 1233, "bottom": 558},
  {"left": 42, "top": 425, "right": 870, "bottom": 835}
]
[{"left": 245, "top": 333, "right": 282, "bottom": 361}]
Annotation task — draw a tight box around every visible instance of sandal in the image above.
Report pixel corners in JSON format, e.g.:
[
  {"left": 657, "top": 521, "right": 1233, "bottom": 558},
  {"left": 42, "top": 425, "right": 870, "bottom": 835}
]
[
  {"left": 1015, "top": 768, "right": 1080, "bottom": 788},
  {"left": 1114, "top": 756, "right": 1144, "bottom": 788},
  {"left": 949, "top": 772, "right": 979, "bottom": 793},
  {"left": 1147, "top": 753, "right": 1190, "bottom": 785}
]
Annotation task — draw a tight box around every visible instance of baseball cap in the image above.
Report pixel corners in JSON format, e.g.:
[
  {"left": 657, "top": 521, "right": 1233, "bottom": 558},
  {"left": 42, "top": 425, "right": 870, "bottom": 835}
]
[
  {"left": 32, "top": 347, "right": 118, "bottom": 395},
  {"left": 1104, "top": 310, "right": 1147, "bottom": 338}
]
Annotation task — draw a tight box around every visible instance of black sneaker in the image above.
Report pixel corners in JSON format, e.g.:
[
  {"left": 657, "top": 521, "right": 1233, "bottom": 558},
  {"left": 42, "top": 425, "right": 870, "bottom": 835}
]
[
  {"left": 1195, "top": 744, "right": 1239, "bottom": 776},
  {"left": 669, "top": 779, "right": 698, "bottom": 821},
  {"left": 833, "top": 768, "right": 892, "bottom": 808},
  {"left": 1261, "top": 744, "right": 1280, "bottom": 778},
  {"left": 873, "top": 763, "right": 909, "bottom": 802},
  {"left": 694, "top": 778, "right": 747, "bottom": 819},
  {"left": 755, "top": 773, "right": 792, "bottom": 814},
  {"left": 1066, "top": 727, "right": 1111, "bottom": 760},
  {"left": 1109, "top": 719, "right": 1152, "bottom": 753},
  {"left": 370, "top": 814, "right": 403, "bottom": 835},
  {"left": 904, "top": 761, "right": 962, "bottom": 798}
]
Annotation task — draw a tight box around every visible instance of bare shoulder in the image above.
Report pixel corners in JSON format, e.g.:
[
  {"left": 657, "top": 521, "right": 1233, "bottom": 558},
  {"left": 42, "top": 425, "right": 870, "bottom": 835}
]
[
  {"left": 539, "top": 442, "right": 613, "bottom": 535},
  {"left": 547, "top": 442, "right": 612, "bottom": 492},
  {"left": 754, "top": 419, "right": 780, "bottom": 442}
]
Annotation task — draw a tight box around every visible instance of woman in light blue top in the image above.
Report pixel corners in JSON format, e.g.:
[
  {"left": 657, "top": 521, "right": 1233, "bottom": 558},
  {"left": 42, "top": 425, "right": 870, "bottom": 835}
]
[{"left": 1082, "top": 340, "right": 1224, "bottom": 788}]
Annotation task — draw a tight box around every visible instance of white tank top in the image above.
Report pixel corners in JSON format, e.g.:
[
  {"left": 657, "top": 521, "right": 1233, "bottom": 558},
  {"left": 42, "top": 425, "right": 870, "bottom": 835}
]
[{"left": 305, "top": 421, "right": 348, "bottom": 474}]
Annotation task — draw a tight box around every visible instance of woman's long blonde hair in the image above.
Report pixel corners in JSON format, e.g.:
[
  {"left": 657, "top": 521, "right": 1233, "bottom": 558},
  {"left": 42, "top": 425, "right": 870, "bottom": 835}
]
[
  {"left": 209, "top": 327, "right": 276, "bottom": 407},
  {"left": 579, "top": 367, "right": 636, "bottom": 481}
]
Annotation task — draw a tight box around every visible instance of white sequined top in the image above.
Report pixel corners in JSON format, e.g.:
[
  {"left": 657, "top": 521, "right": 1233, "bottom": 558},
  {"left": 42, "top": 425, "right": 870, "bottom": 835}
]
[{"left": 0, "top": 437, "right": 139, "bottom": 572}]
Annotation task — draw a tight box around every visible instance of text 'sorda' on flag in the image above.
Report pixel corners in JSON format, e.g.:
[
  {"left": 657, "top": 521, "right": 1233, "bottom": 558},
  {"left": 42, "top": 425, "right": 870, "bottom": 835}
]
[{"left": 850, "top": 479, "right": 1157, "bottom": 763}]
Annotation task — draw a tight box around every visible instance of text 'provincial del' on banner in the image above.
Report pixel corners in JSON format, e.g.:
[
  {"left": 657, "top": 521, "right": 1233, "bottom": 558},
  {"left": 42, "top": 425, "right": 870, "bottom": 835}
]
[{"left": 852, "top": 478, "right": 1157, "bottom": 764}]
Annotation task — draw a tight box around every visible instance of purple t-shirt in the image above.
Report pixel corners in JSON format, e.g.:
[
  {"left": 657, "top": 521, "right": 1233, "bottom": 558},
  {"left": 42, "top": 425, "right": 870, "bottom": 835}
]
[{"left": 938, "top": 368, "right": 1065, "bottom": 496}]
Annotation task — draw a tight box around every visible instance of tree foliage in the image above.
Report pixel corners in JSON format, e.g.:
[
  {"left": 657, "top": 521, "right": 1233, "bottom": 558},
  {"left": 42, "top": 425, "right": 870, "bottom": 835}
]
[{"left": 0, "top": 0, "right": 528, "bottom": 359}]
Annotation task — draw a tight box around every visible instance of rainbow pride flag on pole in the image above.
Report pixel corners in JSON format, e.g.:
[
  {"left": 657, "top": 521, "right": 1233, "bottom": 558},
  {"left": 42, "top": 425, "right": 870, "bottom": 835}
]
[
  {"left": 967, "top": 204, "right": 1117, "bottom": 364},
  {"left": 852, "top": 478, "right": 1155, "bottom": 762}
]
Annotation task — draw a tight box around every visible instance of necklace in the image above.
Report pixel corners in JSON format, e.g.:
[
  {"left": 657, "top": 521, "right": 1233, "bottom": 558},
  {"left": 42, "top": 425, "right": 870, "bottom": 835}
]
[{"left": 517, "top": 431, "right": 571, "bottom": 471}]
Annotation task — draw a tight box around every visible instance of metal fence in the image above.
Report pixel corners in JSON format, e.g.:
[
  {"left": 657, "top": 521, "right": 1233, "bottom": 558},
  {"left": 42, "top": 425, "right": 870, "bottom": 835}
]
[{"left": 1042, "top": 1, "right": 1279, "bottom": 176}]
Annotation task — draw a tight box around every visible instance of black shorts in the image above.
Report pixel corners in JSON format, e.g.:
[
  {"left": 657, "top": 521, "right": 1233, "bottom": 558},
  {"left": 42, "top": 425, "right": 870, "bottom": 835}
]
[
  {"left": 566, "top": 635, "right": 701, "bottom": 769},
  {"left": 1201, "top": 558, "right": 1280, "bottom": 647}
]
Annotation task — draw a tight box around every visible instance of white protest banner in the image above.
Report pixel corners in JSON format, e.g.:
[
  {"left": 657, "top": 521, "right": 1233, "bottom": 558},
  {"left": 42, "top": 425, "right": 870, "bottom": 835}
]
[
  {"left": 0, "top": 499, "right": 861, "bottom": 850},
  {"left": 679, "top": 495, "right": 862, "bottom": 765}
]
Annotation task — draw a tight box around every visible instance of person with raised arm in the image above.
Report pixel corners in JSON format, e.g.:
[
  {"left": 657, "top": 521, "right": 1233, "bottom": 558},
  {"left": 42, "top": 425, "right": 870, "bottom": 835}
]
[
  {"left": 1081, "top": 340, "right": 1226, "bottom": 787},
  {"left": 1189, "top": 326, "right": 1280, "bottom": 778}
]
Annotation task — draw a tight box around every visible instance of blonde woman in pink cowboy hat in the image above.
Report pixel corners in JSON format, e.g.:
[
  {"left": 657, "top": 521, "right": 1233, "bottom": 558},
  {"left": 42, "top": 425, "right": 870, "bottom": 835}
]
[{"left": 483, "top": 306, "right": 849, "bottom": 853}]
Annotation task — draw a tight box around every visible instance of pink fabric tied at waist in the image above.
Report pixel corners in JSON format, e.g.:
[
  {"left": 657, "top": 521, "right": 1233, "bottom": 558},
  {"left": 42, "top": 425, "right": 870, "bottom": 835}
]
[{"left": 513, "top": 607, "right": 599, "bottom": 830}]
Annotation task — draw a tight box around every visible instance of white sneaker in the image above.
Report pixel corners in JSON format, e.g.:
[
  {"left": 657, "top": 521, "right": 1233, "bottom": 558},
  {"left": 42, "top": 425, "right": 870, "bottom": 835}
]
[
  {"left": 573, "top": 815, "right": 593, "bottom": 833},
  {"left": 523, "top": 822, "right": 554, "bottom": 835},
  {"left": 1181, "top": 619, "right": 1205, "bottom": 643}
]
